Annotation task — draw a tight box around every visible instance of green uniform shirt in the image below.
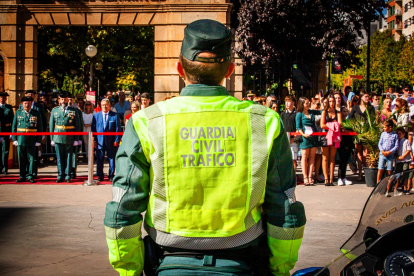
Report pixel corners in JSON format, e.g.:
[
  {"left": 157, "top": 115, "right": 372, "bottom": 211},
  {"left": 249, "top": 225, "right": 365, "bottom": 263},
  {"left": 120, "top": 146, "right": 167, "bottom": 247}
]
[
  {"left": 1, "top": 103, "right": 14, "bottom": 132},
  {"left": 12, "top": 108, "right": 43, "bottom": 146},
  {"left": 19, "top": 102, "right": 47, "bottom": 131},
  {"left": 49, "top": 106, "right": 80, "bottom": 144}
]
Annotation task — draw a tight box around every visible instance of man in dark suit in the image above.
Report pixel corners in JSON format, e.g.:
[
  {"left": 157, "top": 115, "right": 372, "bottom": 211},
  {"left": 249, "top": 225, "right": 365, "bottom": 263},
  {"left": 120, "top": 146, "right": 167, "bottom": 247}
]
[
  {"left": 92, "top": 98, "right": 121, "bottom": 182},
  {"left": 0, "top": 92, "right": 14, "bottom": 174}
]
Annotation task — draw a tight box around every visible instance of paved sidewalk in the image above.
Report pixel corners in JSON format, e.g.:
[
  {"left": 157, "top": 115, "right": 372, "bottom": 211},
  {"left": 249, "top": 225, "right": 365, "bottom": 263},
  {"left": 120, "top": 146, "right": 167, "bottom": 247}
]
[{"left": 0, "top": 163, "right": 373, "bottom": 275}]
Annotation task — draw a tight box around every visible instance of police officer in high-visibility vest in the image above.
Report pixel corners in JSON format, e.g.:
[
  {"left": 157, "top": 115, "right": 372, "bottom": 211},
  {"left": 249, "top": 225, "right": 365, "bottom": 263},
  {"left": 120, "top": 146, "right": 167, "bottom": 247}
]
[
  {"left": 0, "top": 92, "right": 14, "bottom": 175},
  {"left": 49, "top": 91, "right": 80, "bottom": 183},
  {"left": 104, "top": 20, "right": 306, "bottom": 276},
  {"left": 19, "top": 90, "right": 47, "bottom": 178},
  {"left": 12, "top": 96, "right": 43, "bottom": 183}
]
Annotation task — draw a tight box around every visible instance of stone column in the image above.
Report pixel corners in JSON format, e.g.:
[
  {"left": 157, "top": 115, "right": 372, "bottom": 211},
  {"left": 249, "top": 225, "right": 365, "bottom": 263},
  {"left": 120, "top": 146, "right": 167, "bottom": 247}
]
[
  {"left": 153, "top": 24, "right": 185, "bottom": 103},
  {"left": 0, "top": 9, "right": 38, "bottom": 107},
  {"left": 152, "top": 5, "right": 241, "bottom": 102}
]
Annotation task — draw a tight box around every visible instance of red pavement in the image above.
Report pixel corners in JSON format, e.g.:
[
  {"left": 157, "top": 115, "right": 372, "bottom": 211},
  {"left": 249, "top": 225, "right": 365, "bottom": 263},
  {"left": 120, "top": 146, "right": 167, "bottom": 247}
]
[{"left": 0, "top": 175, "right": 112, "bottom": 185}]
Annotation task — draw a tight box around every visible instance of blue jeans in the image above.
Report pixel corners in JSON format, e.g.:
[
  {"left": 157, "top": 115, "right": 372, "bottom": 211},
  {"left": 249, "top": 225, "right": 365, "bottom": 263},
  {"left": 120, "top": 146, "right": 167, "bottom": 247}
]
[{"left": 378, "top": 152, "right": 394, "bottom": 171}]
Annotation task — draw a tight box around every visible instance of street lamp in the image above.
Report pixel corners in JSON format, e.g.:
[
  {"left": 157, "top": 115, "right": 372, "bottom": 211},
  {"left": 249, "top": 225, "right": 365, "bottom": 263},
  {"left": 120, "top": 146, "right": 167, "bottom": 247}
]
[{"left": 85, "top": 45, "right": 97, "bottom": 102}]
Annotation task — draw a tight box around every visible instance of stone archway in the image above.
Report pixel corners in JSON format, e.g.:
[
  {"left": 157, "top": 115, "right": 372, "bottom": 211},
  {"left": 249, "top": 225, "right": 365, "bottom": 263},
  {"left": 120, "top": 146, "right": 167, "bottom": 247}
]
[{"left": 0, "top": 1, "right": 242, "bottom": 106}]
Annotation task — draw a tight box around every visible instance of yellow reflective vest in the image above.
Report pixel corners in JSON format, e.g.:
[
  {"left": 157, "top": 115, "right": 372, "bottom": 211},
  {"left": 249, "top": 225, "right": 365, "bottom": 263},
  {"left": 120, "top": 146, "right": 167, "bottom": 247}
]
[{"left": 104, "top": 84, "right": 306, "bottom": 276}]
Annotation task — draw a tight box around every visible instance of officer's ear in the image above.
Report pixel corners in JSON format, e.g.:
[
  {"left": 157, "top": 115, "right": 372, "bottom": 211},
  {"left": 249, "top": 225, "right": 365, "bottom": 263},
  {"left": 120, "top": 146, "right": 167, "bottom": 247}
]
[
  {"left": 176, "top": 61, "right": 185, "bottom": 79},
  {"left": 224, "top": 62, "right": 236, "bottom": 79}
]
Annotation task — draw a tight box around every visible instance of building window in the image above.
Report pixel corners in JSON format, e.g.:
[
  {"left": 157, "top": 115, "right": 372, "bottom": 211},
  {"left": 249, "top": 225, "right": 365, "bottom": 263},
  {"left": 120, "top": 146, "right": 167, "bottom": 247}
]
[
  {"left": 388, "top": 20, "right": 395, "bottom": 30},
  {"left": 405, "top": 20, "right": 408, "bottom": 28},
  {"left": 389, "top": 6, "right": 395, "bottom": 17},
  {"left": 405, "top": 3, "right": 409, "bottom": 12}
]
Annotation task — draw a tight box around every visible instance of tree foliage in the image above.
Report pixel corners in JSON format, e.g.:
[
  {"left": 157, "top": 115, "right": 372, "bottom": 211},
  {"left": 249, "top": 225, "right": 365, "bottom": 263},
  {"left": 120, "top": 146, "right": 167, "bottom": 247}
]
[
  {"left": 338, "top": 30, "right": 412, "bottom": 90},
  {"left": 235, "top": 0, "right": 386, "bottom": 67},
  {"left": 398, "top": 34, "right": 414, "bottom": 84},
  {"left": 37, "top": 26, "right": 154, "bottom": 95}
]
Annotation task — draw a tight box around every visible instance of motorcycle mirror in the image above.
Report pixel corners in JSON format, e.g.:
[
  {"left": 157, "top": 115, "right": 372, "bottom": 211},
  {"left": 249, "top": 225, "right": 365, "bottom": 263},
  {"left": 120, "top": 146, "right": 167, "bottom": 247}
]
[
  {"left": 363, "top": 227, "right": 381, "bottom": 248},
  {"left": 292, "top": 267, "right": 329, "bottom": 276}
]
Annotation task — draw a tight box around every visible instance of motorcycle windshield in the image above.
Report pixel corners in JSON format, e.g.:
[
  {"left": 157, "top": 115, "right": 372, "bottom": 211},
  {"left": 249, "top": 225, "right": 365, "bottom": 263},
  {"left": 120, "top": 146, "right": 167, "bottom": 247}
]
[{"left": 323, "top": 169, "right": 414, "bottom": 276}]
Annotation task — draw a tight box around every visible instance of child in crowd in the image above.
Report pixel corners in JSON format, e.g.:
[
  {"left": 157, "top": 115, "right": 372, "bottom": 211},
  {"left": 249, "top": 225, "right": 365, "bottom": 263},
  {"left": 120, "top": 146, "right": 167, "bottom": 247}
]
[
  {"left": 389, "top": 127, "right": 412, "bottom": 197},
  {"left": 378, "top": 120, "right": 399, "bottom": 193}
]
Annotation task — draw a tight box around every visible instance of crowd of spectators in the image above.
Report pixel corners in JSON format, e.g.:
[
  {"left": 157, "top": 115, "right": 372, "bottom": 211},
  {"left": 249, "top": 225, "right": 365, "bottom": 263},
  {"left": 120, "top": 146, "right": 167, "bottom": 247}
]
[
  {"left": 5, "top": 85, "right": 414, "bottom": 188},
  {"left": 245, "top": 85, "right": 414, "bottom": 193}
]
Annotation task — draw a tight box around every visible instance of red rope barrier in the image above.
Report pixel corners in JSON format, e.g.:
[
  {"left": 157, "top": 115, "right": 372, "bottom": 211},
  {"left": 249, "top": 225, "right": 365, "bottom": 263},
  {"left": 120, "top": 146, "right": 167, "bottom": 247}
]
[
  {"left": 1, "top": 131, "right": 357, "bottom": 136},
  {"left": 289, "top": 132, "right": 357, "bottom": 136},
  {"left": 0, "top": 132, "right": 124, "bottom": 136}
]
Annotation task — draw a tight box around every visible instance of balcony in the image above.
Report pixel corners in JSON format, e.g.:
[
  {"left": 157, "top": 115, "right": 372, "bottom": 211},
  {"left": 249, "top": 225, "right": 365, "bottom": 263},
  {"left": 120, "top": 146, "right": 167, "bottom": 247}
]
[
  {"left": 395, "top": 9, "right": 403, "bottom": 16},
  {"left": 396, "top": 23, "right": 404, "bottom": 30}
]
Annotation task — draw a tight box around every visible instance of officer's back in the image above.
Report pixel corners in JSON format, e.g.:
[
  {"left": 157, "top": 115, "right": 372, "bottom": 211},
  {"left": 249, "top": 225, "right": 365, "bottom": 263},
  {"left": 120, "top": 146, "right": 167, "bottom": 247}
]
[{"left": 104, "top": 19, "right": 305, "bottom": 276}]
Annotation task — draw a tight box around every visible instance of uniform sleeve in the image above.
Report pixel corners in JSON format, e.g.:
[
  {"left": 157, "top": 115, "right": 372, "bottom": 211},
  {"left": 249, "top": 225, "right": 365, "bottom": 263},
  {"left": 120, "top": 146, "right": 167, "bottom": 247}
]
[
  {"left": 37, "top": 111, "right": 43, "bottom": 143},
  {"left": 104, "top": 117, "right": 150, "bottom": 276},
  {"left": 49, "top": 110, "right": 55, "bottom": 142},
  {"left": 12, "top": 112, "right": 17, "bottom": 142},
  {"left": 263, "top": 123, "right": 306, "bottom": 276}
]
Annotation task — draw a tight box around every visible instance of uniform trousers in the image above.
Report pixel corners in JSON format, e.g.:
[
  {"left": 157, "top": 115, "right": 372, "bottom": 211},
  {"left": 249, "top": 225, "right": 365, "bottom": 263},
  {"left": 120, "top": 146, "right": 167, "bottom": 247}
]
[
  {"left": 55, "top": 143, "right": 73, "bottom": 180},
  {"left": 17, "top": 145, "right": 36, "bottom": 180},
  {"left": 0, "top": 137, "right": 11, "bottom": 173},
  {"left": 96, "top": 143, "right": 117, "bottom": 179},
  {"left": 71, "top": 145, "right": 79, "bottom": 178}
]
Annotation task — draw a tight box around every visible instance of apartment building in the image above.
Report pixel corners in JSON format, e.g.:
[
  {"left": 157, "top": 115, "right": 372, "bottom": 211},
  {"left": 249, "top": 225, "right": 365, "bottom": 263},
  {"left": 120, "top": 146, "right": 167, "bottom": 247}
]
[
  {"left": 387, "top": 0, "right": 404, "bottom": 40},
  {"left": 403, "top": 0, "right": 414, "bottom": 39},
  {"left": 387, "top": 0, "right": 414, "bottom": 40}
]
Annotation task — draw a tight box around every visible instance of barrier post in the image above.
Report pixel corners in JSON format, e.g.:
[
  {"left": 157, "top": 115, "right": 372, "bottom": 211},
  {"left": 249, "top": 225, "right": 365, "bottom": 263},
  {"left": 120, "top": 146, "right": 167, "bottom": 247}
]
[{"left": 83, "top": 131, "right": 99, "bottom": 186}]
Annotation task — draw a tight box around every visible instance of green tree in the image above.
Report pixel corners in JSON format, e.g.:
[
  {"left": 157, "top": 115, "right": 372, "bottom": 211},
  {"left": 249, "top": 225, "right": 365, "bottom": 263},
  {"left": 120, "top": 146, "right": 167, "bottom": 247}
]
[
  {"left": 397, "top": 33, "right": 414, "bottom": 85},
  {"left": 38, "top": 26, "right": 154, "bottom": 96}
]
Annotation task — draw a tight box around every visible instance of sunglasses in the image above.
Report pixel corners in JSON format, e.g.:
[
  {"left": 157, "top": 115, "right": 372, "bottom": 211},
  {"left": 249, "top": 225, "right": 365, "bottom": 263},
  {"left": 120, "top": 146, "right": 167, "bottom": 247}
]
[
  {"left": 353, "top": 99, "right": 359, "bottom": 102},
  {"left": 86, "top": 103, "right": 92, "bottom": 105}
]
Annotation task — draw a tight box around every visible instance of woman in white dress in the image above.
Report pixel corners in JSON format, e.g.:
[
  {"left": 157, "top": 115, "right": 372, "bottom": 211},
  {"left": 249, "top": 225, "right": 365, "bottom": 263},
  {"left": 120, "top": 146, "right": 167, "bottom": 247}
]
[{"left": 83, "top": 101, "right": 94, "bottom": 157}]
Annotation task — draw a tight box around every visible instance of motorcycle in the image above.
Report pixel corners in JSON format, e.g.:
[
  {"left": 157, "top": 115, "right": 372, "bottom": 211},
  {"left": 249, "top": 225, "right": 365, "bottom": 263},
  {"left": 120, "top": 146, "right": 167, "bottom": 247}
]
[{"left": 294, "top": 170, "right": 414, "bottom": 276}]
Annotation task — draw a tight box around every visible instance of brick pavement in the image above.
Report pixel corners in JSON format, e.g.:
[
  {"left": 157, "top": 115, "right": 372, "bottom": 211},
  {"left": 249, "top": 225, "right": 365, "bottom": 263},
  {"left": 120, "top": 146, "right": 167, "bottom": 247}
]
[{"left": 0, "top": 163, "right": 374, "bottom": 275}]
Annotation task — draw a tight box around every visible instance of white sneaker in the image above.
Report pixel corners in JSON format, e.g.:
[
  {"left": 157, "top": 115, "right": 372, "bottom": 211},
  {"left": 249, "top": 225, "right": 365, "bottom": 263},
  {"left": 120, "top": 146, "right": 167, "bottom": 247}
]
[
  {"left": 385, "top": 192, "right": 391, "bottom": 197},
  {"left": 394, "top": 191, "right": 403, "bottom": 196},
  {"left": 343, "top": 178, "right": 353, "bottom": 185},
  {"left": 337, "top": 179, "right": 345, "bottom": 186},
  {"left": 411, "top": 189, "right": 414, "bottom": 193}
]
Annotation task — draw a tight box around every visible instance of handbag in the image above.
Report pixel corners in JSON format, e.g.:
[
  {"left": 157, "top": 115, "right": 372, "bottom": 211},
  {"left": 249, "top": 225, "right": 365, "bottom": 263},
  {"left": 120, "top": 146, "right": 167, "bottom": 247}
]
[{"left": 294, "top": 135, "right": 303, "bottom": 144}]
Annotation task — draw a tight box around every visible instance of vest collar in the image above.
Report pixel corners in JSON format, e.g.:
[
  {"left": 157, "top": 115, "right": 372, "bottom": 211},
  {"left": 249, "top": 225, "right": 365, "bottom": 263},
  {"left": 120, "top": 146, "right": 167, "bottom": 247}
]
[{"left": 180, "top": 84, "right": 230, "bottom": 97}]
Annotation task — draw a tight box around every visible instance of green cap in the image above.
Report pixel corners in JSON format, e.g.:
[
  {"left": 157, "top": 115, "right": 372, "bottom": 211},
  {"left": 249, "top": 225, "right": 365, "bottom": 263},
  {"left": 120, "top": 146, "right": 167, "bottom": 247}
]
[
  {"left": 58, "top": 90, "right": 68, "bottom": 98},
  {"left": 181, "top": 19, "right": 231, "bottom": 63}
]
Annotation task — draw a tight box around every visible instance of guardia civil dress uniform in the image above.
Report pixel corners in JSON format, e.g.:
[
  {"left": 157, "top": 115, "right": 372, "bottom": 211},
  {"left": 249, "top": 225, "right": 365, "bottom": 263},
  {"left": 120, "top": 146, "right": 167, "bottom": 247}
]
[
  {"left": 0, "top": 92, "right": 14, "bottom": 174},
  {"left": 49, "top": 103, "right": 80, "bottom": 182},
  {"left": 12, "top": 103, "right": 43, "bottom": 182},
  {"left": 19, "top": 91, "right": 47, "bottom": 178},
  {"left": 104, "top": 20, "right": 306, "bottom": 276}
]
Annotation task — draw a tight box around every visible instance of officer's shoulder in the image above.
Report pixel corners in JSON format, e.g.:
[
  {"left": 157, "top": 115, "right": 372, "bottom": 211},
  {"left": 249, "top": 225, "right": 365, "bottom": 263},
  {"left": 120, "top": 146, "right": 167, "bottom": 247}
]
[
  {"left": 5, "top": 104, "right": 12, "bottom": 109},
  {"left": 138, "top": 103, "right": 164, "bottom": 120},
  {"left": 52, "top": 106, "right": 60, "bottom": 110},
  {"left": 31, "top": 109, "right": 41, "bottom": 115}
]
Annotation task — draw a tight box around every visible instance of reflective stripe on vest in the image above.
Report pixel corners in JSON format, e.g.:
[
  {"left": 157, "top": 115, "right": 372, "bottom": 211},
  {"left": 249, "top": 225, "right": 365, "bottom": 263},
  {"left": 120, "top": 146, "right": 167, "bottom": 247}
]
[
  {"left": 143, "top": 105, "right": 167, "bottom": 231},
  {"left": 245, "top": 104, "right": 268, "bottom": 228}
]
